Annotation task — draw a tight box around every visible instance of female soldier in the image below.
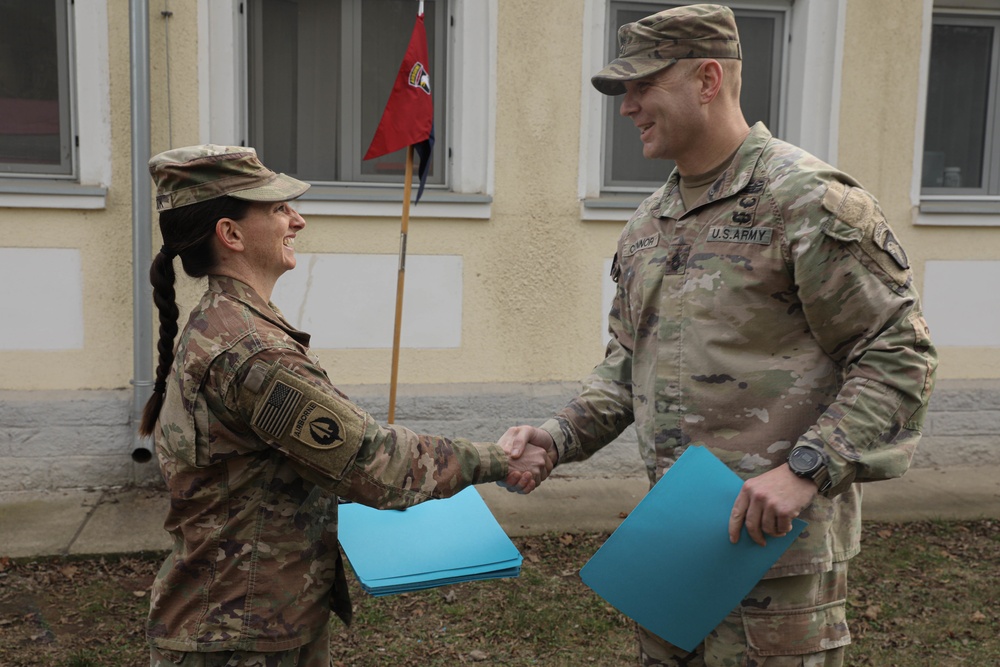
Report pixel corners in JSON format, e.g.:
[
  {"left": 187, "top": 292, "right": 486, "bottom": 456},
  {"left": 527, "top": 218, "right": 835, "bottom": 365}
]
[{"left": 140, "top": 145, "right": 552, "bottom": 667}]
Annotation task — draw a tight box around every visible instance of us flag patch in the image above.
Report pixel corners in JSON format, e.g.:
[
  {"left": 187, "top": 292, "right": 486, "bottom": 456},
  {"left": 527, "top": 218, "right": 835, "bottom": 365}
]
[{"left": 253, "top": 380, "right": 303, "bottom": 438}]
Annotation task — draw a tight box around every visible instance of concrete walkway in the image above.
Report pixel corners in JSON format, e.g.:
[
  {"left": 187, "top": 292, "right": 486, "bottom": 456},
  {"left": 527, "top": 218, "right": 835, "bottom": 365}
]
[{"left": 2, "top": 466, "right": 999, "bottom": 559}]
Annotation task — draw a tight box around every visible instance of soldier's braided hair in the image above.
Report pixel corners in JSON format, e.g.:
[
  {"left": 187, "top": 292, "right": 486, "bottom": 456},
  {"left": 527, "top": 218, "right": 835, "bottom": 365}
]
[{"left": 138, "top": 195, "right": 253, "bottom": 437}]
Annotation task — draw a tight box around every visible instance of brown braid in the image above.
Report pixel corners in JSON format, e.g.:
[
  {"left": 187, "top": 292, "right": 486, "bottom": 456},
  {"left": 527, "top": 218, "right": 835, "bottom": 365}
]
[{"left": 138, "top": 196, "right": 253, "bottom": 437}]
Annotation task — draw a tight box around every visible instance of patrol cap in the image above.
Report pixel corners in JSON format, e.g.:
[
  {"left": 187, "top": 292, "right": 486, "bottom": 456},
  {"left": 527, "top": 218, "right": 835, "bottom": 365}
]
[
  {"left": 148, "top": 144, "right": 310, "bottom": 211},
  {"left": 592, "top": 4, "right": 742, "bottom": 96}
]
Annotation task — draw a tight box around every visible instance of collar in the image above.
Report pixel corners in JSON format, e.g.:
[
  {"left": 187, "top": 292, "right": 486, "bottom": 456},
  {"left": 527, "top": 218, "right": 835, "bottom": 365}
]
[
  {"left": 208, "top": 275, "right": 311, "bottom": 347},
  {"left": 653, "top": 121, "right": 772, "bottom": 219}
]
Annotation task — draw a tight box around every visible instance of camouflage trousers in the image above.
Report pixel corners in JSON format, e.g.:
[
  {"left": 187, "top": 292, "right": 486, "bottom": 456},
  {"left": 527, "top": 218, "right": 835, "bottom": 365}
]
[
  {"left": 149, "top": 623, "right": 330, "bottom": 667},
  {"left": 637, "top": 561, "right": 850, "bottom": 667}
]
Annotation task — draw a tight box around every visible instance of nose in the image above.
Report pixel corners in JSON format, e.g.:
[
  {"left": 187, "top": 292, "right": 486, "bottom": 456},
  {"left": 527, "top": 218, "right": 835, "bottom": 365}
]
[
  {"left": 290, "top": 206, "right": 306, "bottom": 230},
  {"left": 620, "top": 89, "right": 638, "bottom": 117}
]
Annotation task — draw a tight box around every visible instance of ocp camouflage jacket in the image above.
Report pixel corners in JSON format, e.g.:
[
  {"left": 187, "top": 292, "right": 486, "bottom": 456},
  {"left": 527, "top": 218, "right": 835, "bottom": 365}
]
[
  {"left": 148, "top": 276, "right": 507, "bottom": 652},
  {"left": 542, "top": 123, "right": 937, "bottom": 578}
]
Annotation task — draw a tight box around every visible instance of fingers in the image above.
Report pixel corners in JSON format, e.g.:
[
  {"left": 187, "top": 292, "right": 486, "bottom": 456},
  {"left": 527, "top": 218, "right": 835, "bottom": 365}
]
[
  {"left": 498, "top": 425, "right": 532, "bottom": 459},
  {"left": 502, "top": 442, "right": 554, "bottom": 494},
  {"left": 728, "top": 491, "right": 749, "bottom": 544}
]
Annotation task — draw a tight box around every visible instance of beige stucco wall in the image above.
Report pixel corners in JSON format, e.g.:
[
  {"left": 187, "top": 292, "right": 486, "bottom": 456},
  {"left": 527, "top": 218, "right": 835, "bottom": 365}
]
[
  {"left": 264, "top": 0, "right": 616, "bottom": 387},
  {"left": 1, "top": 0, "right": 990, "bottom": 394},
  {"left": 839, "top": 0, "right": 1000, "bottom": 380}
]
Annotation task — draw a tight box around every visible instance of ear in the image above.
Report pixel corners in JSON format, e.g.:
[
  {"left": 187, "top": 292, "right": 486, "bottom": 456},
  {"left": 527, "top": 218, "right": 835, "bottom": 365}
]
[
  {"left": 696, "top": 59, "right": 725, "bottom": 105},
  {"left": 215, "top": 217, "right": 245, "bottom": 253}
]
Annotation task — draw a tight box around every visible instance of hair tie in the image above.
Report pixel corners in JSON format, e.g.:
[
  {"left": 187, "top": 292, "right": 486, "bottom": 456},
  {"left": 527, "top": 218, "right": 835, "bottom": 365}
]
[
  {"left": 153, "top": 379, "right": 167, "bottom": 394},
  {"left": 160, "top": 245, "right": 178, "bottom": 259}
]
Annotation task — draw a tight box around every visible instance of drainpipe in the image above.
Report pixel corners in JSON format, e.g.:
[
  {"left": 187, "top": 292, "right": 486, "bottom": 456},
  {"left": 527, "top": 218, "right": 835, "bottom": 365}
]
[{"left": 130, "top": 0, "right": 154, "bottom": 463}]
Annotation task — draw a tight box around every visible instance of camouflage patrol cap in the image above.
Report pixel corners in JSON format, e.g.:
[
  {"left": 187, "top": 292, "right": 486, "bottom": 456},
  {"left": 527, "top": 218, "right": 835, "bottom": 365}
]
[
  {"left": 148, "top": 144, "right": 309, "bottom": 211},
  {"left": 592, "top": 4, "right": 742, "bottom": 96}
]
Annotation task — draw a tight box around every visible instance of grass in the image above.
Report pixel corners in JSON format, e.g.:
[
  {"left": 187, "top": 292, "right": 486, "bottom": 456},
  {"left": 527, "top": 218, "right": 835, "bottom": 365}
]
[{"left": 0, "top": 521, "right": 996, "bottom": 666}]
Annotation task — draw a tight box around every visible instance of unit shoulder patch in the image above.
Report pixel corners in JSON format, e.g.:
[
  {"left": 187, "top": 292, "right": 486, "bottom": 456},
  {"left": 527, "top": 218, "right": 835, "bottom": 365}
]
[
  {"left": 250, "top": 365, "right": 366, "bottom": 480},
  {"left": 820, "top": 180, "right": 910, "bottom": 289}
]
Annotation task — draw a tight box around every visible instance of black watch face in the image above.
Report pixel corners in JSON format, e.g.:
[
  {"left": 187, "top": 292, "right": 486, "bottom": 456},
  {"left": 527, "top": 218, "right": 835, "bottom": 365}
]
[{"left": 789, "top": 447, "right": 821, "bottom": 474}]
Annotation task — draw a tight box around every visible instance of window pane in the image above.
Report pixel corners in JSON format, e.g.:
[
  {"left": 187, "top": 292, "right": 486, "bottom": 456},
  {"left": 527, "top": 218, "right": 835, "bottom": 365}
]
[
  {"left": 604, "top": 3, "right": 783, "bottom": 190},
  {"left": 360, "top": 0, "right": 444, "bottom": 185},
  {"left": 922, "top": 21, "right": 993, "bottom": 191},
  {"left": 0, "top": 0, "right": 72, "bottom": 175},
  {"left": 248, "top": 0, "right": 445, "bottom": 187},
  {"left": 248, "top": 0, "right": 341, "bottom": 181}
]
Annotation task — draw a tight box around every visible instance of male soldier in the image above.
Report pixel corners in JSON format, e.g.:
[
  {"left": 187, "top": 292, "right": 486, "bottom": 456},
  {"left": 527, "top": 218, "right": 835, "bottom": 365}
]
[{"left": 501, "top": 5, "right": 937, "bottom": 665}]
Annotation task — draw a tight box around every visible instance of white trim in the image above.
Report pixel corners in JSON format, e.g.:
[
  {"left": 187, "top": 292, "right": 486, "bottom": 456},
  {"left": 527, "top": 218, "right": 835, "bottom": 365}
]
[
  {"left": 911, "top": 0, "right": 935, "bottom": 209},
  {"left": 198, "top": 0, "right": 242, "bottom": 145},
  {"left": 784, "top": 0, "right": 845, "bottom": 162},
  {"left": 75, "top": 0, "right": 112, "bottom": 190}
]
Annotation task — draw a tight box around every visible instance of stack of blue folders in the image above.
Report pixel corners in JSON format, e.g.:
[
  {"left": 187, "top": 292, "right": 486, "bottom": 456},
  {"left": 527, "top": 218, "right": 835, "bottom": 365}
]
[{"left": 337, "top": 486, "right": 522, "bottom": 596}]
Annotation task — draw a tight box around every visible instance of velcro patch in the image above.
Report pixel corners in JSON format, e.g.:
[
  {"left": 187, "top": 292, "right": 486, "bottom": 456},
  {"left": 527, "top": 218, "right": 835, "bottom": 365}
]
[
  {"left": 821, "top": 180, "right": 910, "bottom": 288},
  {"left": 623, "top": 233, "right": 659, "bottom": 257},
  {"left": 290, "top": 400, "right": 347, "bottom": 450},
  {"left": 708, "top": 226, "right": 773, "bottom": 245},
  {"left": 253, "top": 380, "right": 303, "bottom": 439},
  {"left": 249, "top": 365, "right": 366, "bottom": 482}
]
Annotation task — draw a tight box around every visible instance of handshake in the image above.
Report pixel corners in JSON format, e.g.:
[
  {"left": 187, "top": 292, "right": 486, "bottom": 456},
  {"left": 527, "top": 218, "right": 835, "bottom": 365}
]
[{"left": 495, "top": 425, "right": 558, "bottom": 495}]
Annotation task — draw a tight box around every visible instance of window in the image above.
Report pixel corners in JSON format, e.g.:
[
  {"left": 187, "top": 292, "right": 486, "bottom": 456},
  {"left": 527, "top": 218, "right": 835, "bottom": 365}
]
[
  {"left": 245, "top": 0, "right": 447, "bottom": 189},
  {"left": 921, "top": 14, "right": 999, "bottom": 196},
  {"left": 602, "top": 2, "right": 786, "bottom": 191},
  {"left": 0, "top": 0, "right": 73, "bottom": 176}
]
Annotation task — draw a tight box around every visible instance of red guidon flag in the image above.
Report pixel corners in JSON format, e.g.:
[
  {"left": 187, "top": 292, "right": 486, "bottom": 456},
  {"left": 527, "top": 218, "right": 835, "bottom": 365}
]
[{"left": 363, "top": 12, "right": 435, "bottom": 203}]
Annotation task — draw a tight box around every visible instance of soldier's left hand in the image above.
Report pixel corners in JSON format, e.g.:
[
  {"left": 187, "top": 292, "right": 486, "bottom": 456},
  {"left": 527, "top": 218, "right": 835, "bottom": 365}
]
[{"left": 728, "top": 464, "right": 817, "bottom": 546}]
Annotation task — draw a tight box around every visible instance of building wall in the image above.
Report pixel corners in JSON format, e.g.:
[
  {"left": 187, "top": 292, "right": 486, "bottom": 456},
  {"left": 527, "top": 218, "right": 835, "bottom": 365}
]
[{"left": 0, "top": 0, "right": 996, "bottom": 492}]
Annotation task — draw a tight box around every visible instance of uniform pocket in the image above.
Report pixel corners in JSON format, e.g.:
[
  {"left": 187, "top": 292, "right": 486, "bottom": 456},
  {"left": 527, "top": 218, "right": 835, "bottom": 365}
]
[{"left": 743, "top": 600, "right": 851, "bottom": 657}]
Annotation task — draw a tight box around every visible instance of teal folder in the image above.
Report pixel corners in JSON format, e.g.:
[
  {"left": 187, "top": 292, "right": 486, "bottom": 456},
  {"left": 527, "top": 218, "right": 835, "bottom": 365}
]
[
  {"left": 579, "top": 446, "right": 807, "bottom": 651},
  {"left": 337, "top": 486, "right": 522, "bottom": 596}
]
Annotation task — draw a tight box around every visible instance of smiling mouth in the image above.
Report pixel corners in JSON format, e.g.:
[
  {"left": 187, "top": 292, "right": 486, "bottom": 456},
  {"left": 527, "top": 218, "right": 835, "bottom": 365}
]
[{"left": 282, "top": 237, "right": 295, "bottom": 248}]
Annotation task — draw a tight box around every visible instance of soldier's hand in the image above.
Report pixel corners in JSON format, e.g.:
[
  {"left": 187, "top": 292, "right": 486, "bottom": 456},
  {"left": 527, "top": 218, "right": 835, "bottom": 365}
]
[
  {"left": 728, "top": 464, "right": 817, "bottom": 546},
  {"left": 497, "top": 426, "right": 557, "bottom": 494}
]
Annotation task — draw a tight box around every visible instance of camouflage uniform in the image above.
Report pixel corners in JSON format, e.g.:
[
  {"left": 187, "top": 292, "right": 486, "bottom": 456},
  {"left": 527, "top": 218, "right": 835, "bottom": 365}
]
[
  {"left": 541, "top": 123, "right": 937, "bottom": 661},
  {"left": 148, "top": 275, "right": 508, "bottom": 657}
]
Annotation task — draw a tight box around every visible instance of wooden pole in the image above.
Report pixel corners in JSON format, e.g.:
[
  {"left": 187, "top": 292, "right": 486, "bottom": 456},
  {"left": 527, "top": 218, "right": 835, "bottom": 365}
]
[{"left": 388, "top": 144, "right": 414, "bottom": 424}]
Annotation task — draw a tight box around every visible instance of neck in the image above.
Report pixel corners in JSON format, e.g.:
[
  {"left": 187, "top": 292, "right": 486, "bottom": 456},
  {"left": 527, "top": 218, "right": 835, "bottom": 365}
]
[
  {"left": 213, "top": 260, "right": 276, "bottom": 303},
  {"left": 676, "top": 116, "right": 751, "bottom": 177}
]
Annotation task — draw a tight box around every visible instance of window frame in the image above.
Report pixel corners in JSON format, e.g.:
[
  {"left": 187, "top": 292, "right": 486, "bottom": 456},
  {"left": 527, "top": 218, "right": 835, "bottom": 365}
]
[
  {"left": 0, "top": 0, "right": 111, "bottom": 209},
  {"left": 579, "top": 0, "right": 844, "bottom": 220},
  {"left": 914, "top": 1, "right": 1000, "bottom": 224},
  {"left": 200, "top": 0, "right": 496, "bottom": 219},
  {"left": 599, "top": 1, "right": 788, "bottom": 193}
]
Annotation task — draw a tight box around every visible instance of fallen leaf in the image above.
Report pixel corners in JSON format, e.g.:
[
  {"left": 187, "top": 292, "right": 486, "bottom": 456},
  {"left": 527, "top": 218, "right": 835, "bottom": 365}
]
[
  {"left": 618, "top": 512, "right": 629, "bottom": 519},
  {"left": 971, "top": 611, "right": 987, "bottom": 623},
  {"left": 468, "top": 649, "right": 489, "bottom": 661},
  {"left": 559, "top": 534, "right": 575, "bottom": 546},
  {"left": 133, "top": 590, "right": 147, "bottom": 597},
  {"left": 877, "top": 529, "right": 893, "bottom": 539},
  {"left": 441, "top": 590, "right": 458, "bottom": 604},
  {"left": 863, "top": 605, "right": 881, "bottom": 620}
]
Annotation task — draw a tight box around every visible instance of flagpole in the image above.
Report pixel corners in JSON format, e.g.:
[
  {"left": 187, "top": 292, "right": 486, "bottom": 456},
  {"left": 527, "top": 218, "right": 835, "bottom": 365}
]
[{"left": 388, "top": 144, "right": 414, "bottom": 424}]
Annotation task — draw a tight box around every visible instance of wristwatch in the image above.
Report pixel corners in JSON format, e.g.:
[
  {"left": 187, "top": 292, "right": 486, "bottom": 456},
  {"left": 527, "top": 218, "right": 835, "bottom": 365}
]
[{"left": 787, "top": 446, "right": 832, "bottom": 494}]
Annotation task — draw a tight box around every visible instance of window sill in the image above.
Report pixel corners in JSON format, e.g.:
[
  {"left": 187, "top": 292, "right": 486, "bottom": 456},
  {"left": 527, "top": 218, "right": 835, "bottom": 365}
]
[
  {"left": 580, "top": 193, "right": 646, "bottom": 221},
  {"left": 296, "top": 185, "right": 493, "bottom": 219},
  {"left": 0, "top": 180, "right": 107, "bottom": 210},
  {"left": 916, "top": 198, "right": 1000, "bottom": 226}
]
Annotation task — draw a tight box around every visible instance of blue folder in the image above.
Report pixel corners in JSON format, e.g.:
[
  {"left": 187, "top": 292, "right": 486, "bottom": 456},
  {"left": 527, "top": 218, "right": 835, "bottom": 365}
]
[
  {"left": 579, "top": 446, "right": 807, "bottom": 651},
  {"left": 338, "top": 486, "right": 522, "bottom": 596}
]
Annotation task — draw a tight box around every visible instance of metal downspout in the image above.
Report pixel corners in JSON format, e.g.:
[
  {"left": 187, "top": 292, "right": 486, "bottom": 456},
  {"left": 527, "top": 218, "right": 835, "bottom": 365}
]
[{"left": 130, "top": 0, "right": 154, "bottom": 463}]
